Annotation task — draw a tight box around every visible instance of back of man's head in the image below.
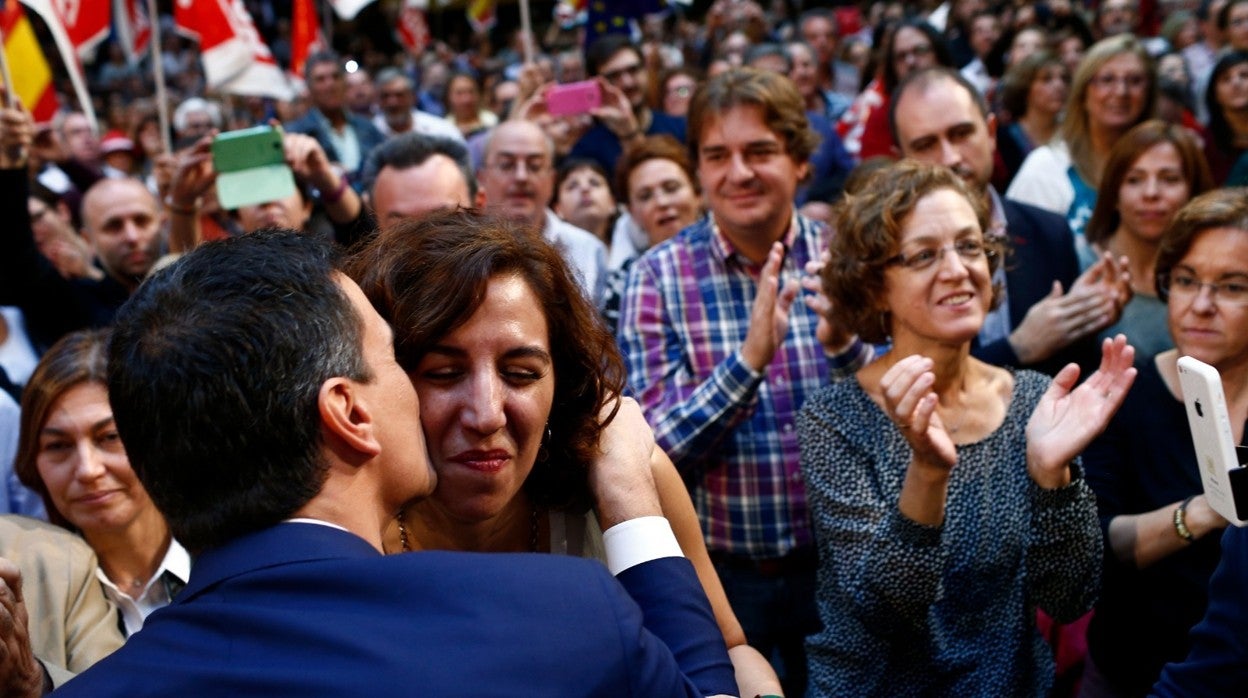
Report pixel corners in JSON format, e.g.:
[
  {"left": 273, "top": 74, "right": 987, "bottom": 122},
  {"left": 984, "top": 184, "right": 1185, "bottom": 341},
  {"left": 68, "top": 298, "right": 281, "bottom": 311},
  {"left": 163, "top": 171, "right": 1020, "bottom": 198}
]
[
  {"left": 107, "top": 230, "right": 370, "bottom": 553},
  {"left": 363, "top": 133, "right": 477, "bottom": 201}
]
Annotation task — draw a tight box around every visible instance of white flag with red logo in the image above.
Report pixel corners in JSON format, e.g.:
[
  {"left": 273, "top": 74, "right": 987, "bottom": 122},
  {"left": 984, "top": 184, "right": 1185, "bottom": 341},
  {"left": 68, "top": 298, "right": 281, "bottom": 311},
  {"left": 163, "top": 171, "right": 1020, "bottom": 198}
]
[
  {"left": 174, "top": 0, "right": 293, "bottom": 100},
  {"left": 112, "top": 0, "right": 150, "bottom": 65},
  {"left": 396, "top": 1, "right": 429, "bottom": 56},
  {"left": 330, "top": 0, "right": 375, "bottom": 20},
  {"left": 46, "top": 0, "right": 109, "bottom": 59}
]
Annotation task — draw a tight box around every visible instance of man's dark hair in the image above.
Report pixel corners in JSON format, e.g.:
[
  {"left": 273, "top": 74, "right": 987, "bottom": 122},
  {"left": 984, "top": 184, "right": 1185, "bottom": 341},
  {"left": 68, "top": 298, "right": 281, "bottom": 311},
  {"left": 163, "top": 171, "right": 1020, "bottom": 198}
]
[
  {"left": 799, "top": 7, "right": 839, "bottom": 34},
  {"left": 585, "top": 34, "right": 640, "bottom": 77},
  {"left": 882, "top": 19, "right": 954, "bottom": 93},
  {"left": 687, "top": 67, "right": 819, "bottom": 167},
  {"left": 106, "top": 230, "right": 371, "bottom": 553},
  {"left": 745, "top": 42, "right": 793, "bottom": 74},
  {"left": 361, "top": 133, "right": 478, "bottom": 201},
  {"left": 304, "top": 50, "right": 343, "bottom": 84},
  {"left": 889, "top": 66, "right": 990, "bottom": 148}
]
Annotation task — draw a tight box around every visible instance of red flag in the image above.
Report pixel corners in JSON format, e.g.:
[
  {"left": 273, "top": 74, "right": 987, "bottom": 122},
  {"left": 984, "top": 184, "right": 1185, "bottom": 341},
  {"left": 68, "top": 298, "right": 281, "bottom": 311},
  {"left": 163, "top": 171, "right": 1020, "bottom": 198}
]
[
  {"left": 396, "top": 1, "right": 429, "bottom": 56},
  {"left": 289, "top": 0, "right": 326, "bottom": 84},
  {"left": 48, "top": 0, "right": 109, "bottom": 60},
  {"left": 113, "top": 0, "right": 151, "bottom": 65},
  {"left": 2, "top": 0, "right": 58, "bottom": 122},
  {"left": 174, "top": 0, "right": 293, "bottom": 100}
]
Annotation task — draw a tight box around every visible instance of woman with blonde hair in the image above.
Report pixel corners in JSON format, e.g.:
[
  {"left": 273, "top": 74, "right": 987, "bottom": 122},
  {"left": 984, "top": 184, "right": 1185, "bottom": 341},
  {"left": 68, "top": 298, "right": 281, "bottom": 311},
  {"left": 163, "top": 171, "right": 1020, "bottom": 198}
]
[{"left": 1008, "top": 35, "right": 1156, "bottom": 264}]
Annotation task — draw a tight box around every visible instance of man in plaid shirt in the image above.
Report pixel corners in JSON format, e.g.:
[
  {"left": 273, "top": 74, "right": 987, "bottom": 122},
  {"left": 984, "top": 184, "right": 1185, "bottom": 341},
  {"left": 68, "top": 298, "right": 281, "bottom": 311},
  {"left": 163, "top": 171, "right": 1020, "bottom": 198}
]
[{"left": 617, "top": 68, "right": 871, "bottom": 697}]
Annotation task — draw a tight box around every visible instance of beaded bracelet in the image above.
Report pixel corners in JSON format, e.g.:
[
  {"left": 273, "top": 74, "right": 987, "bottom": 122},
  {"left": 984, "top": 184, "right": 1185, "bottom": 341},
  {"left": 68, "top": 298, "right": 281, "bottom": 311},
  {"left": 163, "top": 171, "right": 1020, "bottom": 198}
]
[{"left": 1174, "top": 495, "right": 1196, "bottom": 542}]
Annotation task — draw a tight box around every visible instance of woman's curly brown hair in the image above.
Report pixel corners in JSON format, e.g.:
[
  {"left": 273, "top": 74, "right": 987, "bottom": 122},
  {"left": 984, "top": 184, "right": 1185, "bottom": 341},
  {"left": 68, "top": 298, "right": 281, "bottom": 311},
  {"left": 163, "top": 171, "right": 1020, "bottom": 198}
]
[
  {"left": 824, "top": 160, "right": 1006, "bottom": 345},
  {"left": 346, "top": 208, "right": 625, "bottom": 512}
]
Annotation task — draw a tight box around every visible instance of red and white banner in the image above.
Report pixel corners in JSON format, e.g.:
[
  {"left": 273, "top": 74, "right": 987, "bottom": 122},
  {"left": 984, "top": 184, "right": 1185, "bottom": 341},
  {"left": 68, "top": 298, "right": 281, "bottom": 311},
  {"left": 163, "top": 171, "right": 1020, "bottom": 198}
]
[
  {"left": 330, "top": 0, "right": 375, "bottom": 20},
  {"left": 112, "top": 0, "right": 150, "bottom": 65},
  {"left": 396, "top": 1, "right": 429, "bottom": 56},
  {"left": 49, "top": 0, "right": 108, "bottom": 60},
  {"left": 174, "top": 0, "right": 293, "bottom": 100},
  {"left": 289, "top": 0, "right": 325, "bottom": 85},
  {"left": 16, "top": 0, "right": 96, "bottom": 129}
]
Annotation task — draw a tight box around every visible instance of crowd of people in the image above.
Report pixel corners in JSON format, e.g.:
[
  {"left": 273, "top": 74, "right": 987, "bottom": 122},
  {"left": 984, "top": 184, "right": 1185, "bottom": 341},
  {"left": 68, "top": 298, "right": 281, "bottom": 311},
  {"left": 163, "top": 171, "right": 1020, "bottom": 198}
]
[{"left": 3, "top": 0, "right": 1248, "bottom": 696}]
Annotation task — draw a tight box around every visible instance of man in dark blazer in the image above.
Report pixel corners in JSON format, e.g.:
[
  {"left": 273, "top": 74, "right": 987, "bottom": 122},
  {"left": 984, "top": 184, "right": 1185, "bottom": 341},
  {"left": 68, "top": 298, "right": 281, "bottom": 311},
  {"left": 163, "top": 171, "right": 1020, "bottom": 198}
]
[
  {"left": 52, "top": 230, "right": 734, "bottom": 697},
  {"left": 1152, "top": 525, "right": 1248, "bottom": 696},
  {"left": 890, "top": 68, "right": 1130, "bottom": 376},
  {"left": 284, "top": 51, "right": 386, "bottom": 188}
]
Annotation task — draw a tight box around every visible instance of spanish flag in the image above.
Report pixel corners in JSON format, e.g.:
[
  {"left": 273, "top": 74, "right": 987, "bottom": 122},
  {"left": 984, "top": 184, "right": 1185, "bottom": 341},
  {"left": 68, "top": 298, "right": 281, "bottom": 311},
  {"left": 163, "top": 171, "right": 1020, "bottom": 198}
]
[
  {"left": 1, "top": 0, "right": 57, "bottom": 122},
  {"left": 466, "top": 0, "right": 495, "bottom": 34}
]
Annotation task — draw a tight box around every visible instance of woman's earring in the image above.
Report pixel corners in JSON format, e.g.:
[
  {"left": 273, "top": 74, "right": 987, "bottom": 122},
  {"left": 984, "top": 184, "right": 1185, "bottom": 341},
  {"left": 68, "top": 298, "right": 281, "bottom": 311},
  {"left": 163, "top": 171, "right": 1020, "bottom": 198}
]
[{"left": 537, "top": 424, "right": 552, "bottom": 463}]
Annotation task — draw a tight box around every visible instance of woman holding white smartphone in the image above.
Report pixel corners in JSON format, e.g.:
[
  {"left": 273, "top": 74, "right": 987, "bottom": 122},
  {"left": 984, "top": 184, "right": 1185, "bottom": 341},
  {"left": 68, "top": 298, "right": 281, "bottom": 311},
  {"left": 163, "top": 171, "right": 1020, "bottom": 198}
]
[{"left": 1081, "top": 188, "right": 1248, "bottom": 696}]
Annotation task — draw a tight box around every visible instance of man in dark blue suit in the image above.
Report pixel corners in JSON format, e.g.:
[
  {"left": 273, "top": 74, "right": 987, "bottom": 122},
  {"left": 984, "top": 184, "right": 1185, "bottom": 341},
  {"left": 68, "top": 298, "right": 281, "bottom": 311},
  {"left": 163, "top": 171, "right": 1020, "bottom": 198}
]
[
  {"left": 1152, "top": 525, "right": 1248, "bottom": 696},
  {"left": 890, "top": 68, "right": 1130, "bottom": 376},
  {"left": 51, "top": 230, "right": 734, "bottom": 697}
]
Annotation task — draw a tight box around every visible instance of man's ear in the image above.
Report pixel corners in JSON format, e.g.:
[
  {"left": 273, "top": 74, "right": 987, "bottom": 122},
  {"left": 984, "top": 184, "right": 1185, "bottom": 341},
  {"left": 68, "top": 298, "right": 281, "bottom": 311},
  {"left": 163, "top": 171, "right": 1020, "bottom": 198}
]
[
  {"left": 473, "top": 185, "right": 487, "bottom": 209},
  {"left": 985, "top": 111, "right": 998, "bottom": 148},
  {"left": 318, "top": 377, "right": 382, "bottom": 458}
]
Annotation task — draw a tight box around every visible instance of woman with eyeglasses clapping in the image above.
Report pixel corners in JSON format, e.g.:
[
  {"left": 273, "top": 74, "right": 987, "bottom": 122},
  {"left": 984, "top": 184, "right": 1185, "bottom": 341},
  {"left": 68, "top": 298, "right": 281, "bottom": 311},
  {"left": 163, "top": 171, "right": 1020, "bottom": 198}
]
[{"left": 798, "top": 160, "right": 1135, "bottom": 697}]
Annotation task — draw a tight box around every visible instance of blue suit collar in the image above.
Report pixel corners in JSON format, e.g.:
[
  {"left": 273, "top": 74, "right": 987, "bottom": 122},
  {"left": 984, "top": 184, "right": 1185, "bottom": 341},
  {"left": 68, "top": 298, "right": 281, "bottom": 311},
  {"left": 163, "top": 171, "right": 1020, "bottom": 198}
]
[{"left": 179, "top": 523, "right": 379, "bottom": 603}]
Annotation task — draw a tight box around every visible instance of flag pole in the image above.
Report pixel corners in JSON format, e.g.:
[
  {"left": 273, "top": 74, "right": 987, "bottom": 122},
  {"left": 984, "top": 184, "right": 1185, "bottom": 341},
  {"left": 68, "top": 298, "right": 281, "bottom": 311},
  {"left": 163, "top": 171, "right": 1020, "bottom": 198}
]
[
  {"left": 322, "top": 0, "right": 334, "bottom": 50},
  {"left": 145, "top": 0, "right": 172, "bottom": 153},
  {"left": 0, "top": 22, "right": 16, "bottom": 109},
  {"left": 519, "top": 0, "right": 534, "bottom": 65}
]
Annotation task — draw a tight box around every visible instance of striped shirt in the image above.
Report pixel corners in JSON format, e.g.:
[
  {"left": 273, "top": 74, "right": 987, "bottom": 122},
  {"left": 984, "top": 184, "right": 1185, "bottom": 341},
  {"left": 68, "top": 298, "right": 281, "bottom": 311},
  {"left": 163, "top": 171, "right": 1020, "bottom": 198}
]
[{"left": 618, "top": 213, "right": 872, "bottom": 557}]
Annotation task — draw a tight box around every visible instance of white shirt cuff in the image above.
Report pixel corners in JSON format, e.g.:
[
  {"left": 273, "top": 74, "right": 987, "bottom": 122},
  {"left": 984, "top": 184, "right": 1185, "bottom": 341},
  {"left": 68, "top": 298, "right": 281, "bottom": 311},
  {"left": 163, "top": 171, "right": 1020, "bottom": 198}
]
[{"left": 602, "top": 516, "right": 684, "bottom": 575}]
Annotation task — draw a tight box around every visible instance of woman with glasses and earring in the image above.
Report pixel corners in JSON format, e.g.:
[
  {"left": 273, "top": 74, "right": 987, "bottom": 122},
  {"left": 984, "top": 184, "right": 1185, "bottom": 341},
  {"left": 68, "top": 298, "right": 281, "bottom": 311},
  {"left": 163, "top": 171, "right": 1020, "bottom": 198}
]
[
  {"left": 798, "top": 161, "right": 1135, "bottom": 697},
  {"left": 1008, "top": 35, "right": 1157, "bottom": 266},
  {"left": 1080, "top": 189, "right": 1248, "bottom": 697}
]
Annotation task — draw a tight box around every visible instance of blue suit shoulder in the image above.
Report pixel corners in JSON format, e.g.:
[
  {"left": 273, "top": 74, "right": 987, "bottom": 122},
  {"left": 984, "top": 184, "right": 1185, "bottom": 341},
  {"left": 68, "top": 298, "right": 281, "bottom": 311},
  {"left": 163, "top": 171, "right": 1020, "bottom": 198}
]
[
  {"left": 1002, "top": 199, "right": 1074, "bottom": 250},
  {"left": 53, "top": 529, "right": 731, "bottom": 698},
  {"left": 1151, "top": 526, "right": 1248, "bottom": 697}
]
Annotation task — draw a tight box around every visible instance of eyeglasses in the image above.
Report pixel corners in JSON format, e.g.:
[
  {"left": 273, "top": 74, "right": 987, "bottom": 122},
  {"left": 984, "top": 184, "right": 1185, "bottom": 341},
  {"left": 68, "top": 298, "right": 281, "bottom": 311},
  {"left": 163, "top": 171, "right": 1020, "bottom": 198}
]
[
  {"left": 666, "top": 84, "right": 694, "bottom": 98},
  {"left": 1090, "top": 72, "right": 1148, "bottom": 92},
  {"left": 488, "top": 157, "right": 551, "bottom": 176},
  {"left": 885, "top": 238, "right": 994, "bottom": 272},
  {"left": 601, "top": 63, "right": 644, "bottom": 83},
  {"left": 1157, "top": 270, "right": 1248, "bottom": 306},
  {"left": 893, "top": 44, "right": 933, "bottom": 63}
]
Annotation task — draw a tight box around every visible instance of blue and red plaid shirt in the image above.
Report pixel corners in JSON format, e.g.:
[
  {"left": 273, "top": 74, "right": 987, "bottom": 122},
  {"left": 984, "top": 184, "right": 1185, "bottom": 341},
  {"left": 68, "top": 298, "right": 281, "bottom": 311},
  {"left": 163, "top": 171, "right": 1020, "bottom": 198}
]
[{"left": 618, "top": 213, "right": 872, "bottom": 558}]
